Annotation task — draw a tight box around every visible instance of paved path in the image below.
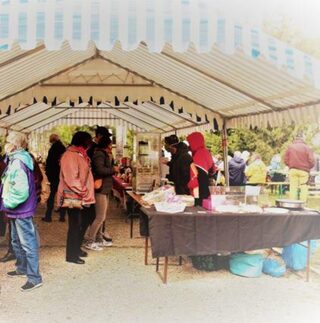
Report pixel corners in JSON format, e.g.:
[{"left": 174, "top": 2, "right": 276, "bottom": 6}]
[{"left": 1, "top": 200, "right": 320, "bottom": 323}]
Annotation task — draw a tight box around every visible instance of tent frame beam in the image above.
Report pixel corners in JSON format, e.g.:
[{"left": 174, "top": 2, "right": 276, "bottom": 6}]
[
  {"left": 0, "top": 55, "right": 96, "bottom": 104},
  {"left": 162, "top": 121, "right": 210, "bottom": 134},
  {"left": 20, "top": 108, "right": 72, "bottom": 132},
  {"left": 122, "top": 102, "right": 177, "bottom": 131},
  {"left": 160, "top": 50, "right": 277, "bottom": 112},
  {"left": 146, "top": 101, "right": 198, "bottom": 125},
  {"left": 40, "top": 83, "right": 154, "bottom": 87},
  {"left": 103, "top": 104, "right": 164, "bottom": 133},
  {"left": 160, "top": 49, "right": 320, "bottom": 114},
  {"left": 98, "top": 55, "right": 225, "bottom": 118}
]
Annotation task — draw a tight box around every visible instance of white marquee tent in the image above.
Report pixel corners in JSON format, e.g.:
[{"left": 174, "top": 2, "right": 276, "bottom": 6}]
[{"left": 0, "top": 0, "right": 319, "bottom": 136}]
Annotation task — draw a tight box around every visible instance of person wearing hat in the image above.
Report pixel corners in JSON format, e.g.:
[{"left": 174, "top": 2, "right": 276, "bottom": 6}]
[
  {"left": 82, "top": 126, "right": 113, "bottom": 247},
  {"left": 163, "top": 135, "right": 192, "bottom": 195},
  {"left": 87, "top": 126, "right": 112, "bottom": 159},
  {"left": 284, "top": 133, "right": 315, "bottom": 201}
]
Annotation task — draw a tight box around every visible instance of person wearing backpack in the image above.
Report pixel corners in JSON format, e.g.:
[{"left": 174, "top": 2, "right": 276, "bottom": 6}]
[
  {"left": 0, "top": 151, "right": 43, "bottom": 263},
  {"left": 0, "top": 131, "right": 42, "bottom": 292},
  {"left": 0, "top": 150, "right": 10, "bottom": 257}
]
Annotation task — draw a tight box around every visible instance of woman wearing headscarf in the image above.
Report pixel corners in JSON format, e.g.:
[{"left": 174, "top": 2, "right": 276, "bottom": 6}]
[
  {"left": 57, "top": 131, "right": 95, "bottom": 264},
  {"left": 187, "top": 132, "right": 215, "bottom": 206}
]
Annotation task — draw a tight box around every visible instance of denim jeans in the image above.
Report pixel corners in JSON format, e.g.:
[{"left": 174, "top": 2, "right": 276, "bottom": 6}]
[{"left": 11, "top": 217, "right": 42, "bottom": 284}]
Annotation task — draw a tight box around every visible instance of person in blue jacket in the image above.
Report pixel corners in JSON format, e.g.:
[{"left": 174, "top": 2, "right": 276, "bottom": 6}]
[
  {"left": 228, "top": 151, "right": 246, "bottom": 186},
  {"left": 0, "top": 131, "right": 42, "bottom": 292}
]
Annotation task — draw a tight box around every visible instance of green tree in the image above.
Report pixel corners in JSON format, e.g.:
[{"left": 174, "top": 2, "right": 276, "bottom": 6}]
[
  {"left": 47, "top": 124, "right": 96, "bottom": 146},
  {"left": 126, "top": 129, "right": 135, "bottom": 158}
]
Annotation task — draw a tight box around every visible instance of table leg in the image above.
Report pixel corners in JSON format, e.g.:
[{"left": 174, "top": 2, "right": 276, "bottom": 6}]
[
  {"left": 144, "top": 237, "right": 149, "bottom": 265},
  {"left": 163, "top": 257, "right": 168, "bottom": 284},
  {"left": 129, "top": 199, "right": 135, "bottom": 238},
  {"left": 179, "top": 256, "right": 182, "bottom": 266},
  {"left": 306, "top": 240, "right": 311, "bottom": 282},
  {"left": 130, "top": 216, "right": 134, "bottom": 239},
  {"left": 156, "top": 257, "right": 159, "bottom": 272}
]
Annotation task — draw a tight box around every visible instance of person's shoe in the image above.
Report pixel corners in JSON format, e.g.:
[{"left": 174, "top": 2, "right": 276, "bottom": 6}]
[
  {"left": 103, "top": 236, "right": 113, "bottom": 243},
  {"left": 66, "top": 258, "right": 85, "bottom": 264},
  {"left": 41, "top": 217, "right": 52, "bottom": 223},
  {"left": 85, "top": 242, "right": 103, "bottom": 251},
  {"left": 97, "top": 240, "right": 113, "bottom": 247},
  {"left": 7, "top": 270, "right": 26, "bottom": 278},
  {"left": 79, "top": 250, "right": 88, "bottom": 257},
  {"left": 59, "top": 217, "right": 65, "bottom": 222},
  {"left": 20, "top": 281, "right": 43, "bottom": 292},
  {"left": 0, "top": 252, "right": 16, "bottom": 263}
]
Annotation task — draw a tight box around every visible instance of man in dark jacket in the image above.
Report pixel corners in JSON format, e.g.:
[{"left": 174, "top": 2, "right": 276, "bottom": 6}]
[
  {"left": 164, "top": 135, "right": 192, "bottom": 195},
  {"left": 284, "top": 133, "right": 315, "bottom": 201},
  {"left": 228, "top": 151, "right": 246, "bottom": 186},
  {"left": 42, "top": 134, "right": 66, "bottom": 222}
]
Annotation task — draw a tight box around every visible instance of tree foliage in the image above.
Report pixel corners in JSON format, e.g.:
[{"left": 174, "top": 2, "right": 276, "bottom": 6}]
[
  {"left": 47, "top": 125, "right": 96, "bottom": 146},
  {"left": 203, "top": 124, "right": 320, "bottom": 165}
]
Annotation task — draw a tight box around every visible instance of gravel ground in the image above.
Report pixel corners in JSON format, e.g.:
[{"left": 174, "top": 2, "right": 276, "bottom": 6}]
[{"left": 1, "top": 199, "right": 320, "bottom": 323}]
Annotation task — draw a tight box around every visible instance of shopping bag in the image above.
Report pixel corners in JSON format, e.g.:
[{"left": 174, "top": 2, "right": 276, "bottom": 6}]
[{"left": 229, "top": 253, "right": 264, "bottom": 278}]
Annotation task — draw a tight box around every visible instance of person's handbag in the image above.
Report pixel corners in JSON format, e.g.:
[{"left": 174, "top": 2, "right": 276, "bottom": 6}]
[
  {"left": 60, "top": 162, "right": 91, "bottom": 209},
  {"left": 94, "top": 178, "right": 103, "bottom": 190},
  {"left": 61, "top": 189, "right": 83, "bottom": 209}
]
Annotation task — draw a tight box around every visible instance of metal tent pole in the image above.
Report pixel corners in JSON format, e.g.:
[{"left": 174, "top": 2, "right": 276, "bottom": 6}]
[{"left": 222, "top": 119, "right": 229, "bottom": 186}]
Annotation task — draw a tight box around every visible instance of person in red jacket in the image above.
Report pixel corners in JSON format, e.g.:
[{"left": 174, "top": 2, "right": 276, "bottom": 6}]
[
  {"left": 187, "top": 132, "right": 215, "bottom": 206},
  {"left": 284, "top": 133, "right": 315, "bottom": 201}
]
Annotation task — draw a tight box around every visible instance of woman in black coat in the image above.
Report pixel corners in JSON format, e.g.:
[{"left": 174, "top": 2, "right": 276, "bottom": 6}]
[{"left": 164, "top": 135, "right": 192, "bottom": 195}]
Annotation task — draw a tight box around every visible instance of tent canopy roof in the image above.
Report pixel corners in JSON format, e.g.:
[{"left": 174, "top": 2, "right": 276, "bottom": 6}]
[
  {"left": 0, "top": 0, "right": 319, "bottom": 130},
  {"left": 0, "top": 99, "right": 210, "bottom": 135}
]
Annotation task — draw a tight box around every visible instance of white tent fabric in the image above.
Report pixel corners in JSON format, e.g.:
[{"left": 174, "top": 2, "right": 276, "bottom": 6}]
[
  {"left": 0, "top": 41, "right": 320, "bottom": 130},
  {"left": 0, "top": 99, "right": 205, "bottom": 134},
  {"left": 0, "top": 0, "right": 319, "bottom": 131},
  {"left": 0, "top": 0, "right": 319, "bottom": 90},
  {"left": 34, "top": 108, "right": 144, "bottom": 133}
]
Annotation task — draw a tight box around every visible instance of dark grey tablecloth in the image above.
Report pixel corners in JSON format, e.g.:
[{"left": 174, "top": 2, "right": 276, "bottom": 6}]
[{"left": 141, "top": 207, "right": 320, "bottom": 258}]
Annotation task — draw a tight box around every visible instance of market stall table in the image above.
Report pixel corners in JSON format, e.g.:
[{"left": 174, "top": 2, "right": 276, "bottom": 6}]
[
  {"left": 141, "top": 206, "right": 320, "bottom": 283},
  {"left": 126, "top": 191, "right": 150, "bottom": 239},
  {"left": 112, "top": 175, "right": 132, "bottom": 208}
]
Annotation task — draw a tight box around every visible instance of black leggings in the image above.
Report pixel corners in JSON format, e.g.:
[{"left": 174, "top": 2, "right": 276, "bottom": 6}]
[{"left": 66, "top": 209, "right": 82, "bottom": 261}]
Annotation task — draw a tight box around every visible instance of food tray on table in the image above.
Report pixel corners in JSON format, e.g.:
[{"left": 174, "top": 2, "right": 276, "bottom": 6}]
[
  {"left": 263, "top": 207, "right": 289, "bottom": 214},
  {"left": 214, "top": 205, "right": 263, "bottom": 214},
  {"left": 154, "top": 202, "right": 186, "bottom": 214}
]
